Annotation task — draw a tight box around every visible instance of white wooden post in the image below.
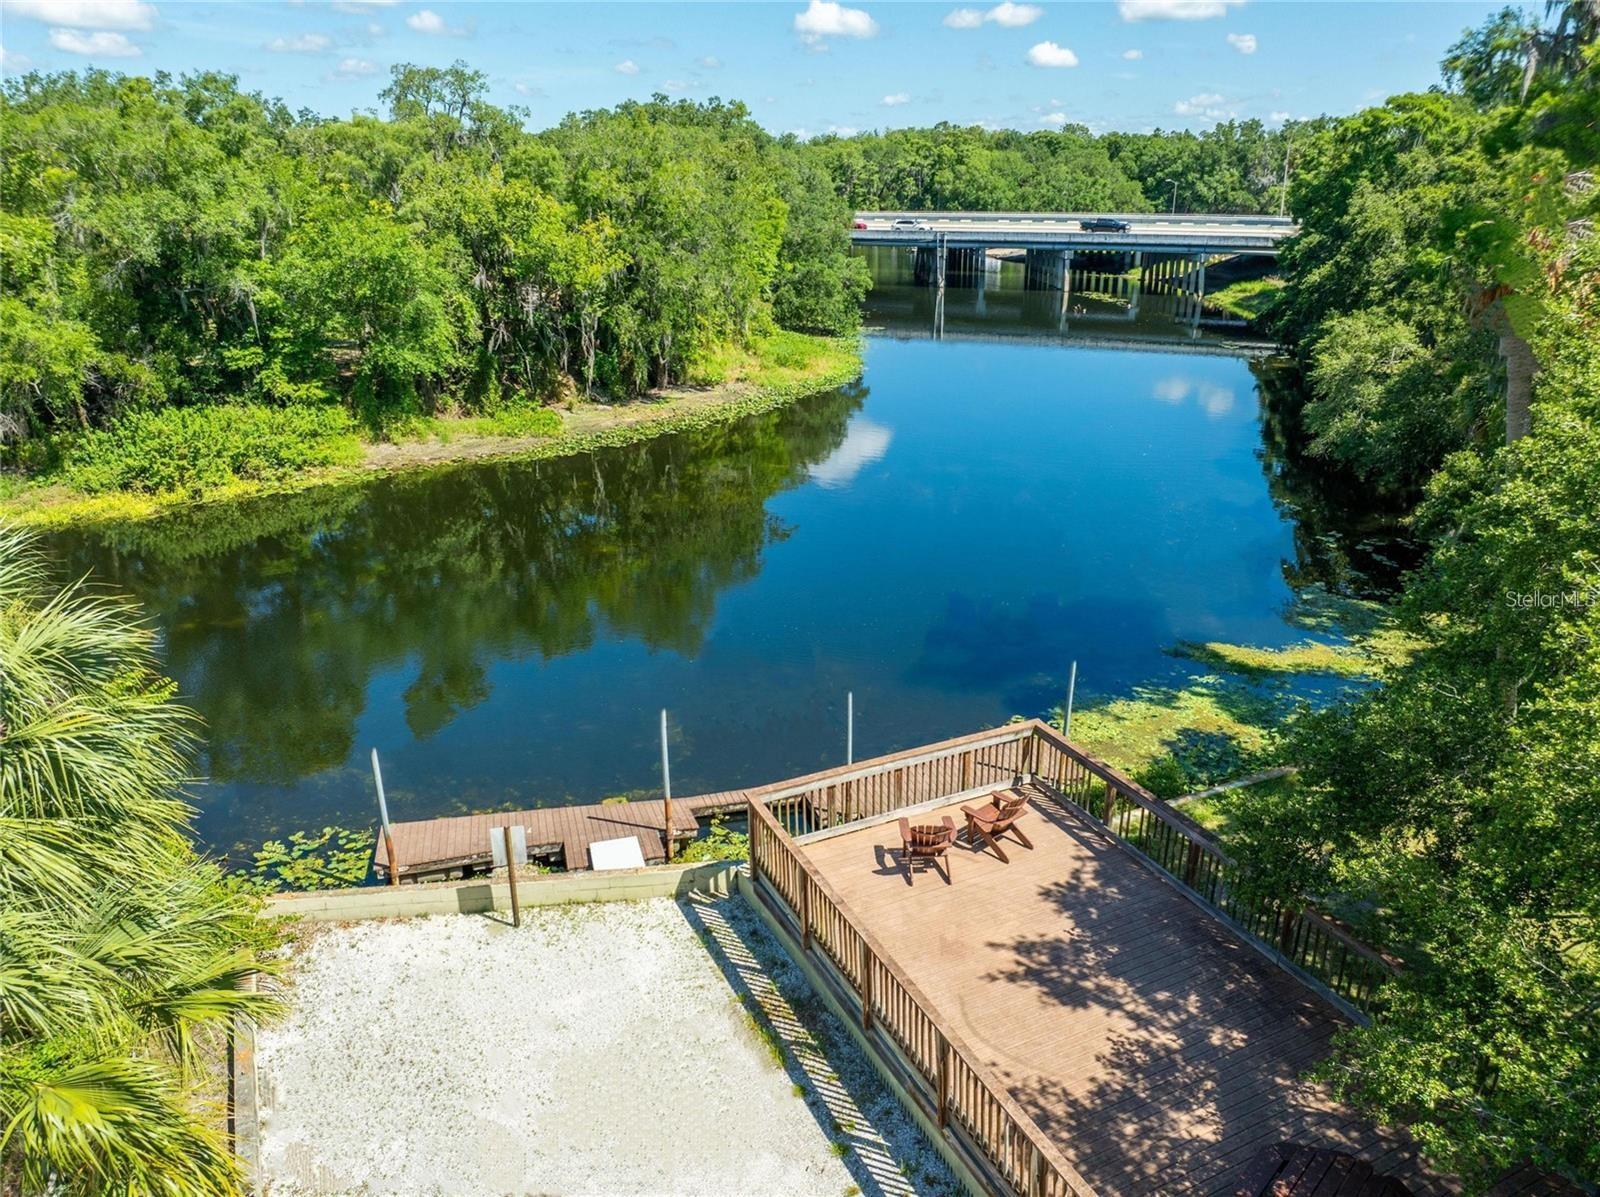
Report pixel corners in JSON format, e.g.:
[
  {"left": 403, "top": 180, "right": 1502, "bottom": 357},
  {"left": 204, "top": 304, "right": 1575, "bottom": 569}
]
[
  {"left": 371, "top": 749, "right": 399, "bottom": 886},
  {"left": 846, "top": 691, "right": 854, "bottom": 765}
]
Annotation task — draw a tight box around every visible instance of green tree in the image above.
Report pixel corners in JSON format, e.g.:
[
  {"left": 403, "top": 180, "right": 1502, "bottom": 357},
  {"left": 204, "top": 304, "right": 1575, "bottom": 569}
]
[{"left": 0, "top": 526, "right": 280, "bottom": 1194}]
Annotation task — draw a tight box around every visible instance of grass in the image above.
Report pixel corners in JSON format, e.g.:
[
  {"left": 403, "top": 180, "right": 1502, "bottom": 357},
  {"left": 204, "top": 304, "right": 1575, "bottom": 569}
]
[
  {"left": 1050, "top": 586, "right": 1416, "bottom": 801},
  {"left": 391, "top": 403, "right": 562, "bottom": 444},
  {"left": 1, "top": 331, "right": 861, "bottom": 531},
  {"left": 1207, "top": 276, "right": 1284, "bottom": 321},
  {"left": 1057, "top": 678, "right": 1283, "bottom": 797}
]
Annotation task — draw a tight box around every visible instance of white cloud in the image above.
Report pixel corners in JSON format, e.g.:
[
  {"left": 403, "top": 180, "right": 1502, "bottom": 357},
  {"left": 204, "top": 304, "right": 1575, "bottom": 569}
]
[
  {"left": 794, "top": 0, "right": 877, "bottom": 45},
  {"left": 946, "top": 2, "right": 1041, "bottom": 29},
  {"left": 1026, "top": 40, "right": 1077, "bottom": 67},
  {"left": 986, "top": 2, "right": 1041, "bottom": 26},
  {"left": 48, "top": 28, "right": 140, "bottom": 55},
  {"left": 1267, "top": 109, "right": 1290, "bottom": 125},
  {"left": 0, "top": 41, "right": 33, "bottom": 73},
  {"left": 513, "top": 81, "right": 545, "bottom": 97},
  {"left": 1226, "top": 31, "right": 1256, "bottom": 53},
  {"left": 1040, "top": 111, "right": 1068, "bottom": 127},
  {"left": 331, "top": 0, "right": 397, "bottom": 11},
  {"left": 614, "top": 58, "right": 639, "bottom": 75},
  {"left": 698, "top": 55, "right": 721, "bottom": 68},
  {"left": 328, "top": 56, "right": 376, "bottom": 78},
  {"left": 827, "top": 123, "right": 859, "bottom": 136},
  {"left": 1173, "top": 91, "right": 1235, "bottom": 118},
  {"left": 405, "top": 8, "right": 466, "bottom": 35},
  {"left": 266, "top": 33, "right": 331, "bottom": 52},
  {"left": 1122, "top": 48, "right": 1143, "bottom": 60},
  {"left": 1119, "top": 0, "right": 1242, "bottom": 21},
  {"left": 5, "top": 0, "right": 154, "bottom": 30},
  {"left": 881, "top": 91, "right": 909, "bottom": 106}
]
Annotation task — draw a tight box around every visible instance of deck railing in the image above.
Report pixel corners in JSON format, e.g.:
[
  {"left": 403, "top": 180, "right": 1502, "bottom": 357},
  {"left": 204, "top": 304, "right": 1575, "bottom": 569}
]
[
  {"left": 1025, "top": 721, "right": 1400, "bottom": 1015},
  {"left": 749, "top": 782, "right": 1097, "bottom": 1197},
  {"left": 755, "top": 722, "right": 1037, "bottom": 839},
  {"left": 746, "top": 721, "right": 1401, "bottom": 1197}
]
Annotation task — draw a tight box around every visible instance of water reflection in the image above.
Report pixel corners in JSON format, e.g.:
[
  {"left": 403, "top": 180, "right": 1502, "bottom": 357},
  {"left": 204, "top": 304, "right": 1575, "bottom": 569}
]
[
  {"left": 50, "top": 386, "right": 864, "bottom": 843},
  {"left": 861, "top": 246, "right": 1259, "bottom": 351},
  {"left": 41, "top": 255, "right": 1399, "bottom": 856}
]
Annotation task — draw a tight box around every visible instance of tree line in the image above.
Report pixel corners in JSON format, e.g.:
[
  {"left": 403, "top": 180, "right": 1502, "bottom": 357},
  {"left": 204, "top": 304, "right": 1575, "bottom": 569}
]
[
  {"left": 1226, "top": 4, "right": 1599, "bottom": 1186},
  {"left": 1, "top": 64, "right": 1332, "bottom": 493},
  {"left": 0, "top": 64, "right": 869, "bottom": 466},
  {"left": 805, "top": 117, "right": 1312, "bottom": 215}
]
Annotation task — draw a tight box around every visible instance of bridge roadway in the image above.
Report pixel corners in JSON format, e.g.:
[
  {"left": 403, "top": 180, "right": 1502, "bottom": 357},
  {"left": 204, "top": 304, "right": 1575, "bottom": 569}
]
[{"left": 852, "top": 210, "right": 1295, "bottom": 256}]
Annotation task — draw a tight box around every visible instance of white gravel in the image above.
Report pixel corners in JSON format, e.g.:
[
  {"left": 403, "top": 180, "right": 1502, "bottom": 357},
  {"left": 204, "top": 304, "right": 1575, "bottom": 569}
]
[{"left": 256, "top": 895, "right": 957, "bottom": 1197}]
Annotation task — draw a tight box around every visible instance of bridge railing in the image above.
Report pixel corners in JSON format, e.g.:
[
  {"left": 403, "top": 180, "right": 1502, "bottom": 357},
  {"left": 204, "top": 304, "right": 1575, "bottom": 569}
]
[{"left": 857, "top": 210, "right": 1297, "bottom": 228}]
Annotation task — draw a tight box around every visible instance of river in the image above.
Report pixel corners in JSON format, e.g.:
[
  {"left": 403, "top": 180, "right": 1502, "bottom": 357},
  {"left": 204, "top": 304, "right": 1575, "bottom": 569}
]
[{"left": 48, "top": 251, "right": 1392, "bottom": 856}]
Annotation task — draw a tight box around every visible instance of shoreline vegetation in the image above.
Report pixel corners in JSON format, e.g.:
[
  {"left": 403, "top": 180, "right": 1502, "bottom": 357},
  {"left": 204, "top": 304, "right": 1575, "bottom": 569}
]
[{"left": 0, "top": 331, "right": 861, "bottom": 530}]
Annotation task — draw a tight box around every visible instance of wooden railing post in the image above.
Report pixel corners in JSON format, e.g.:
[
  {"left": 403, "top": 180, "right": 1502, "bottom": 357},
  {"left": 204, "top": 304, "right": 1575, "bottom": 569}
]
[
  {"left": 936, "top": 1038, "right": 950, "bottom": 1128},
  {"left": 1184, "top": 840, "right": 1202, "bottom": 887},
  {"left": 1028, "top": 1142, "right": 1043, "bottom": 1197},
  {"left": 801, "top": 876, "right": 812, "bottom": 952},
  {"left": 1101, "top": 780, "right": 1116, "bottom": 826},
  {"left": 961, "top": 750, "right": 972, "bottom": 791},
  {"left": 860, "top": 939, "right": 873, "bottom": 1031},
  {"left": 1279, "top": 905, "right": 1297, "bottom": 955}
]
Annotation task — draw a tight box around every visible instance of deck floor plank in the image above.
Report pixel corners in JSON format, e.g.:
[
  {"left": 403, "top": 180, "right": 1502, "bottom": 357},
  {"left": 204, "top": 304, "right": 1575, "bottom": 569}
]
[
  {"left": 374, "top": 790, "right": 743, "bottom": 878},
  {"left": 794, "top": 784, "right": 1453, "bottom": 1197}
]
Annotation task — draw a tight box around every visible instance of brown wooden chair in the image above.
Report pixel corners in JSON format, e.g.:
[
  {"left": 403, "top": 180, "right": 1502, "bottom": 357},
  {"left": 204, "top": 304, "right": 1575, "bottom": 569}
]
[
  {"left": 898, "top": 816, "right": 956, "bottom": 886},
  {"left": 961, "top": 789, "right": 1033, "bottom": 863}
]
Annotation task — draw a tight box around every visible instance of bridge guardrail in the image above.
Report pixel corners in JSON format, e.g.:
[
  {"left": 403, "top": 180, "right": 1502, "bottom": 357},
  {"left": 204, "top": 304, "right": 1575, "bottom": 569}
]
[{"left": 857, "top": 210, "right": 1296, "bottom": 228}]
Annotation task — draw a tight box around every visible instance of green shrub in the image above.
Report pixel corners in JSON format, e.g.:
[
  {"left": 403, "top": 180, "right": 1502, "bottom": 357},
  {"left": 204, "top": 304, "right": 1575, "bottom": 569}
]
[
  {"left": 479, "top": 404, "right": 562, "bottom": 438},
  {"left": 63, "top": 404, "right": 361, "bottom": 496}
]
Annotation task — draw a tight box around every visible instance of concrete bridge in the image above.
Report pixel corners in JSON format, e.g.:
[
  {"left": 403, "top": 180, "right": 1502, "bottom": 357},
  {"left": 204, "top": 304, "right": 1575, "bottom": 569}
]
[
  {"left": 851, "top": 210, "right": 1295, "bottom": 256},
  {"left": 853, "top": 211, "right": 1294, "bottom": 327}
]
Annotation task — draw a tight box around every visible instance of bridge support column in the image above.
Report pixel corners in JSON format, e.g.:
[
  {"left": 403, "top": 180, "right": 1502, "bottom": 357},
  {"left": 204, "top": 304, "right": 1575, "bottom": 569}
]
[{"left": 1024, "top": 248, "right": 1070, "bottom": 292}]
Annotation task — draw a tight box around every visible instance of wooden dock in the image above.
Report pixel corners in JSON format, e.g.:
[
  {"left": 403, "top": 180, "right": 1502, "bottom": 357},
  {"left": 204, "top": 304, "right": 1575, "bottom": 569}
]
[{"left": 373, "top": 789, "right": 746, "bottom": 881}]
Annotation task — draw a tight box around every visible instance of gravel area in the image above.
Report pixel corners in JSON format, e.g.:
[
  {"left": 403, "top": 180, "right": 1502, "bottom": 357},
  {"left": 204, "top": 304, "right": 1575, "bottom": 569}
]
[{"left": 256, "top": 894, "right": 957, "bottom": 1196}]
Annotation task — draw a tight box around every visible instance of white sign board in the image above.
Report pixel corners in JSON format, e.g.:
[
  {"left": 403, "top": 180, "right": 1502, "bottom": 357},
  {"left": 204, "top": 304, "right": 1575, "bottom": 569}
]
[
  {"left": 488, "top": 825, "right": 528, "bottom": 868},
  {"left": 590, "top": 835, "right": 647, "bottom": 871}
]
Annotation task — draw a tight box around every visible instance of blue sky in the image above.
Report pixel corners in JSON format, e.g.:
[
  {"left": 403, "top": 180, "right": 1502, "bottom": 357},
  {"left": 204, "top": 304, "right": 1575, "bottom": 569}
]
[{"left": 1, "top": 1, "right": 1507, "bottom": 135}]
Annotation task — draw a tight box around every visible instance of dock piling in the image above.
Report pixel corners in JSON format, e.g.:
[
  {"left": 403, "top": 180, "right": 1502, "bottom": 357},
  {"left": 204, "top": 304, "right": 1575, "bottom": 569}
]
[
  {"left": 371, "top": 749, "right": 399, "bottom": 886},
  {"left": 660, "top": 709, "right": 674, "bottom": 863}
]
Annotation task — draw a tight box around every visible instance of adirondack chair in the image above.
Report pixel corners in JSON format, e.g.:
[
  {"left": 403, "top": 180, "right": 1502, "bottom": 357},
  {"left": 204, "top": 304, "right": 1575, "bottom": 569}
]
[
  {"left": 961, "top": 789, "right": 1033, "bottom": 863},
  {"left": 898, "top": 816, "right": 956, "bottom": 886}
]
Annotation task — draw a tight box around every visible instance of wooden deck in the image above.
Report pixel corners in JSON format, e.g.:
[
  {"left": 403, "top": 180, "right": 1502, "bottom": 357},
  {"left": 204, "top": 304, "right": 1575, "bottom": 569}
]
[
  {"left": 794, "top": 783, "right": 1451, "bottom": 1197},
  {"left": 373, "top": 790, "right": 745, "bottom": 880}
]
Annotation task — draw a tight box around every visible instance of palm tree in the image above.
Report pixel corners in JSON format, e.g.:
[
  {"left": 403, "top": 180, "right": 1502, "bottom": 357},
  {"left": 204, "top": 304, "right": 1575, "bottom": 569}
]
[{"left": 0, "top": 525, "right": 279, "bottom": 1197}]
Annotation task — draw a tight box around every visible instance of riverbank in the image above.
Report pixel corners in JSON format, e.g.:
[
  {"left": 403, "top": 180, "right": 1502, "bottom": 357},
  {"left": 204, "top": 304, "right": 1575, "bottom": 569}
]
[{"left": 0, "top": 332, "right": 861, "bottom": 531}]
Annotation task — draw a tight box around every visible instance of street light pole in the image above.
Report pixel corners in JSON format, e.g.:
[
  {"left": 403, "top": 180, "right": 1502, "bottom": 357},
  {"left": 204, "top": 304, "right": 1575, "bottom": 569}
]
[
  {"left": 1165, "top": 178, "right": 1178, "bottom": 214},
  {"left": 1279, "top": 140, "right": 1292, "bottom": 217}
]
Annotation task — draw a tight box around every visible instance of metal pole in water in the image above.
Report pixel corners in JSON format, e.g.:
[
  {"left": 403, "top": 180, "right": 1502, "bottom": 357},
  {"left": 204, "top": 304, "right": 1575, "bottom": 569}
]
[
  {"left": 371, "top": 748, "right": 399, "bottom": 886},
  {"left": 1063, "top": 661, "right": 1078, "bottom": 741},
  {"left": 847, "top": 691, "right": 854, "bottom": 765},
  {"left": 660, "top": 709, "right": 673, "bottom": 863}
]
